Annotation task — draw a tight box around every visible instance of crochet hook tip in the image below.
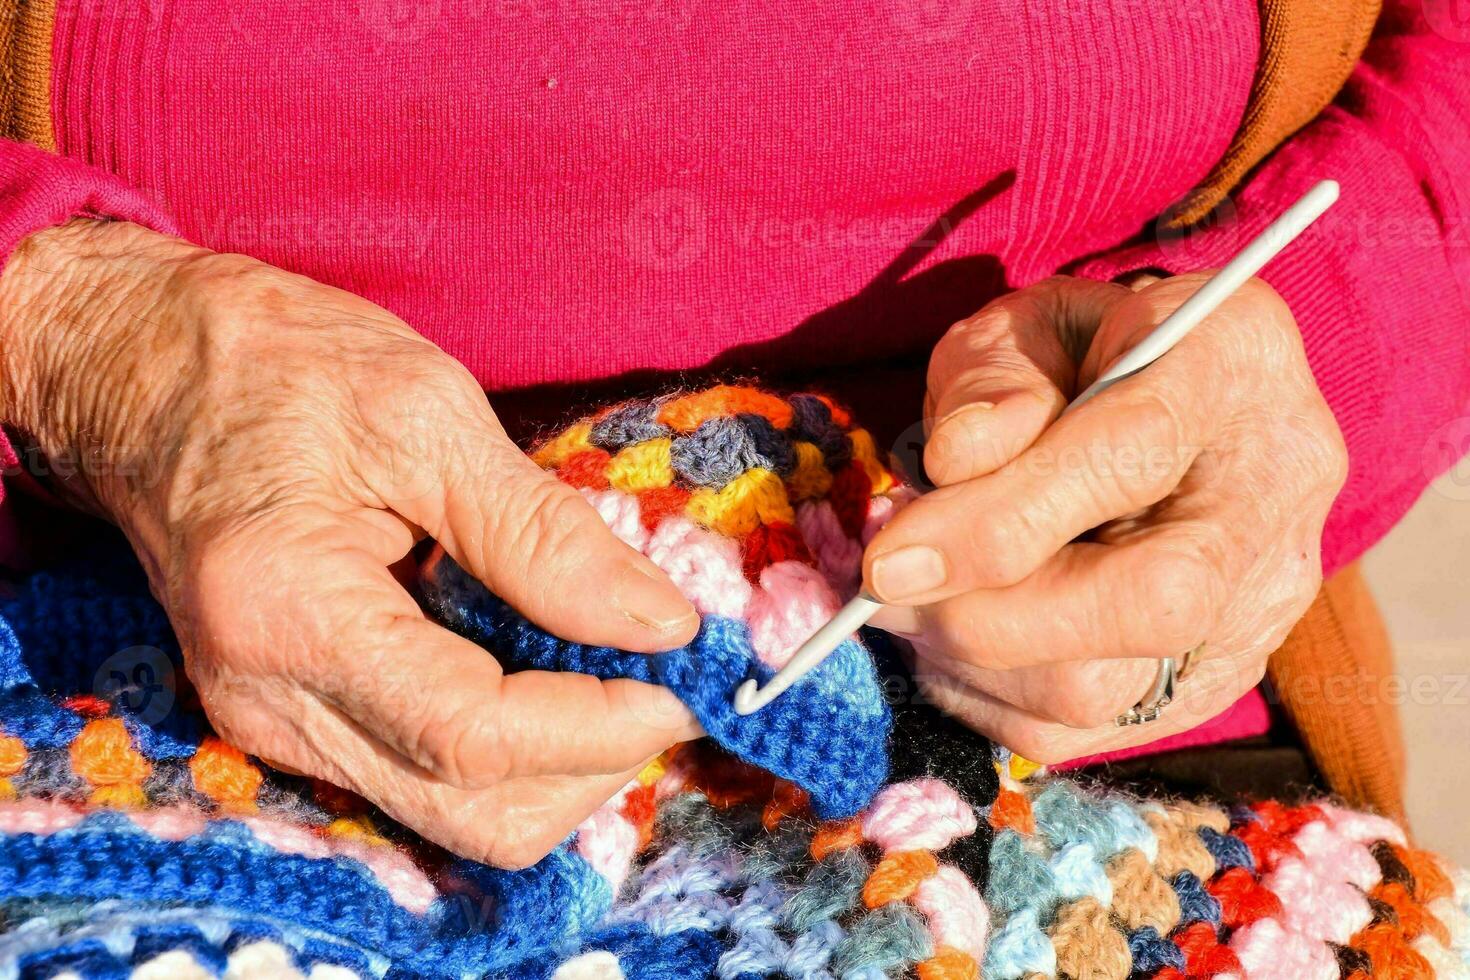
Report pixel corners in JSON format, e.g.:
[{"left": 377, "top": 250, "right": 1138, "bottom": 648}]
[{"left": 732, "top": 679, "right": 765, "bottom": 716}]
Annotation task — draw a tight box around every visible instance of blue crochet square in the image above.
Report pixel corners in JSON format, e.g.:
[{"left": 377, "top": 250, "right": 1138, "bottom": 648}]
[{"left": 420, "top": 554, "right": 891, "bottom": 818}]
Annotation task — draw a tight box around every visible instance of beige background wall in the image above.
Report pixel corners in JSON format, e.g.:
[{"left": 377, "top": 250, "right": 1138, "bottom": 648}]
[{"left": 1363, "top": 468, "right": 1470, "bottom": 861}]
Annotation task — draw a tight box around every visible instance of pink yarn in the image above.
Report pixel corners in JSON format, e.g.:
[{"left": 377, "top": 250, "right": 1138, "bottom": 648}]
[
  {"left": 745, "top": 561, "right": 841, "bottom": 669},
  {"left": 1320, "top": 805, "right": 1408, "bottom": 847},
  {"left": 794, "top": 501, "right": 862, "bottom": 594},
  {"left": 0, "top": 798, "right": 84, "bottom": 834},
  {"left": 579, "top": 488, "right": 649, "bottom": 553},
  {"left": 1229, "top": 918, "right": 1338, "bottom": 980},
  {"left": 127, "top": 805, "right": 209, "bottom": 840},
  {"left": 241, "top": 815, "right": 438, "bottom": 913},
  {"left": 642, "top": 516, "right": 752, "bottom": 620},
  {"left": 913, "top": 864, "right": 989, "bottom": 959},
  {"left": 1263, "top": 856, "right": 1373, "bottom": 944},
  {"left": 861, "top": 487, "right": 918, "bottom": 545},
  {"left": 574, "top": 806, "right": 639, "bottom": 892},
  {"left": 1292, "top": 820, "right": 1382, "bottom": 892},
  {"left": 861, "top": 778, "right": 977, "bottom": 853}
]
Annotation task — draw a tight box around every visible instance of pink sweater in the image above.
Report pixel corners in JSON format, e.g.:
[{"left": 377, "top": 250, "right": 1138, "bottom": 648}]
[{"left": 0, "top": 0, "right": 1466, "bottom": 761}]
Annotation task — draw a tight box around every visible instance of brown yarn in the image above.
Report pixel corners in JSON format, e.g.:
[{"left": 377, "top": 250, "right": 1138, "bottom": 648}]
[
  {"left": 1105, "top": 849, "right": 1181, "bottom": 935},
  {"left": 1049, "top": 898, "right": 1131, "bottom": 980},
  {"left": 0, "top": 0, "right": 55, "bottom": 148},
  {"left": 1167, "top": 0, "right": 1380, "bottom": 226},
  {"left": 1144, "top": 810, "right": 1217, "bottom": 882},
  {"left": 1268, "top": 562, "right": 1409, "bottom": 824}
]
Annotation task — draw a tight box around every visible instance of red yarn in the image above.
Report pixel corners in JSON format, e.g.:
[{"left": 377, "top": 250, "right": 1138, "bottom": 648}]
[
  {"left": 828, "top": 461, "right": 873, "bottom": 540},
  {"left": 621, "top": 783, "right": 658, "bottom": 849},
  {"left": 1250, "top": 800, "right": 1324, "bottom": 837},
  {"left": 557, "top": 449, "right": 613, "bottom": 490},
  {"left": 1207, "top": 867, "right": 1283, "bottom": 929},
  {"left": 741, "top": 522, "right": 813, "bottom": 581},
  {"left": 635, "top": 486, "right": 692, "bottom": 531},
  {"left": 59, "top": 695, "right": 112, "bottom": 718},
  {"left": 1172, "top": 921, "right": 1241, "bottom": 977},
  {"left": 1233, "top": 818, "right": 1301, "bottom": 872}
]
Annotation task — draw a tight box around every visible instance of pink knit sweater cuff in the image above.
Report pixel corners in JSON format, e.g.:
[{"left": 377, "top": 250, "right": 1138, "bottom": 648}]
[{"left": 0, "top": 140, "right": 178, "bottom": 566}]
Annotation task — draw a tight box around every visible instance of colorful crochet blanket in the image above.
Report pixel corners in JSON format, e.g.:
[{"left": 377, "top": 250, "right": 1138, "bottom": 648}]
[{"left": 0, "top": 385, "right": 1467, "bottom": 979}]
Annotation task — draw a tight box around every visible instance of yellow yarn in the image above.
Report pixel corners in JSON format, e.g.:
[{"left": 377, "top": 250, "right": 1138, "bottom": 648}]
[
  {"left": 607, "top": 438, "right": 674, "bottom": 492},
  {"left": 849, "top": 429, "right": 896, "bottom": 494},
  {"left": 530, "top": 422, "right": 593, "bottom": 468},
  {"left": 786, "top": 442, "right": 835, "bottom": 501},
  {"left": 687, "top": 468, "right": 796, "bottom": 536}
]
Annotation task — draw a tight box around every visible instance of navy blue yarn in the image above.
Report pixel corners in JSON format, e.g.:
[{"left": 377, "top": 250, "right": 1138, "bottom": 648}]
[
  {"left": 734, "top": 413, "right": 797, "bottom": 476},
  {"left": 422, "top": 554, "right": 891, "bottom": 818},
  {"left": 1171, "top": 870, "right": 1222, "bottom": 925},
  {"left": 1127, "top": 926, "right": 1186, "bottom": 972},
  {"left": 786, "top": 394, "right": 852, "bottom": 469},
  {"left": 589, "top": 401, "right": 670, "bottom": 451},
  {"left": 1198, "top": 827, "right": 1255, "bottom": 872}
]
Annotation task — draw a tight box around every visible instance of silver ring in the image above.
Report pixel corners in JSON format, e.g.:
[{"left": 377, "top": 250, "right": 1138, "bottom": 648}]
[
  {"left": 1115, "top": 656, "right": 1178, "bottom": 726},
  {"left": 1114, "top": 643, "right": 1204, "bottom": 726}
]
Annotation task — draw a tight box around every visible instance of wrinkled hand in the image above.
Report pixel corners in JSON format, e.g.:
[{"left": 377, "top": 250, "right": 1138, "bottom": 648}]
[
  {"left": 866, "top": 274, "right": 1347, "bottom": 763},
  {"left": 0, "top": 219, "right": 701, "bottom": 866}
]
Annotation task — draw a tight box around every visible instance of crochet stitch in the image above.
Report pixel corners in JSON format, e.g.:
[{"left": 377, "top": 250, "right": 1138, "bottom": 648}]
[{"left": 0, "top": 385, "right": 1465, "bottom": 979}]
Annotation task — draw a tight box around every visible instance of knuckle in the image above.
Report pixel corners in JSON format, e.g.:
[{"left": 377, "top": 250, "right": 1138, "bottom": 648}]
[{"left": 1130, "top": 549, "right": 1217, "bottom": 652}]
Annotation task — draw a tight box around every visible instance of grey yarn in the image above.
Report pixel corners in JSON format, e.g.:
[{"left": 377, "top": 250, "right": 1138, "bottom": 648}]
[
  {"left": 782, "top": 850, "right": 867, "bottom": 933},
  {"left": 830, "top": 903, "right": 933, "bottom": 976}
]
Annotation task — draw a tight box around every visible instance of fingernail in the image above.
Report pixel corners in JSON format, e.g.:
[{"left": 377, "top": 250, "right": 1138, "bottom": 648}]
[
  {"left": 614, "top": 562, "right": 698, "bottom": 635},
  {"left": 870, "top": 545, "right": 948, "bottom": 602}
]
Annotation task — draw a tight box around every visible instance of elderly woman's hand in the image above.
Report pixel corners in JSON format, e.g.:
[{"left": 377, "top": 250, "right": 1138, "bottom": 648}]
[
  {"left": 867, "top": 274, "right": 1348, "bottom": 763},
  {"left": 0, "top": 219, "right": 701, "bottom": 866}
]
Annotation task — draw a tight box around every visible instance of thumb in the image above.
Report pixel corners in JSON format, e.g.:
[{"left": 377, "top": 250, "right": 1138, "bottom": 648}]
[
  {"left": 923, "top": 277, "right": 1131, "bottom": 486},
  {"left": 382, "top": 401, "right": 698, "bottom": 653}
]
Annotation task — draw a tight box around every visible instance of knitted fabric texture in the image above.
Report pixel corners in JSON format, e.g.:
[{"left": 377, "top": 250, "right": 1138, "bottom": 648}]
[
  {"left": 421, "top": 386, "right": 908, "bottom": 818},
  {"left": 0, "top": 385, "right": 1465, "bottom": 979}
]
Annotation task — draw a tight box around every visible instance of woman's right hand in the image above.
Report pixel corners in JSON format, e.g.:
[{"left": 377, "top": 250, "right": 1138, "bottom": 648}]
[{"left": 0, "top": 219, "right": 701, "bottom": 867}]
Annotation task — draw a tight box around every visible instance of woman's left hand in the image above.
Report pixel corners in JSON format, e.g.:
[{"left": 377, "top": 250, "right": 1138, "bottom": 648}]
[{"left": 865, "top": 274, "right": 1348, "bottom": 763}]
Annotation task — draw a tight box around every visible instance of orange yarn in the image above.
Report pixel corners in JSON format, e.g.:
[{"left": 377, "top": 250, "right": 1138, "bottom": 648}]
[
  {"left": 70, "top": 718, "right": 151, "bottom": 808},
  {"left": 656, "top": 386, "right": 794, "bottom": 433},
  {"left": 0, "top": 733, "right": 25, "bottom": 777},
  {"left": 1396, "top": 844, "right": 1453, "bottom": 903},
  {"left": 862, "top": 850, "right": 939, "bottom": 908},
  {"left": 1351, "top": 922, "right": 1435, "bottom": 979},
  {"left": 760, "top": 781, "right": 809, "bottom": 831},
  {"left": 189, "top": 737, "right": 263, "bottom": 812},
  {"left": 988, "top": 788, "right": 1034, "bottom": 835},
  {"left": 915, "top": 947, "right": 978, "bottom": 980},
  {"left": 1371, "top": 881, "right": 1450, "bottom": 946},
  {"left": 810, "top": 818, "right": 864, "bottom": 860}
]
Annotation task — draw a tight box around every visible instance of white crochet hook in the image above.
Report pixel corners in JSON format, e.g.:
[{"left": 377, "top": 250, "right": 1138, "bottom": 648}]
[{"left": 733, "top": 178, "right": 1341, "bottom": 716}]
